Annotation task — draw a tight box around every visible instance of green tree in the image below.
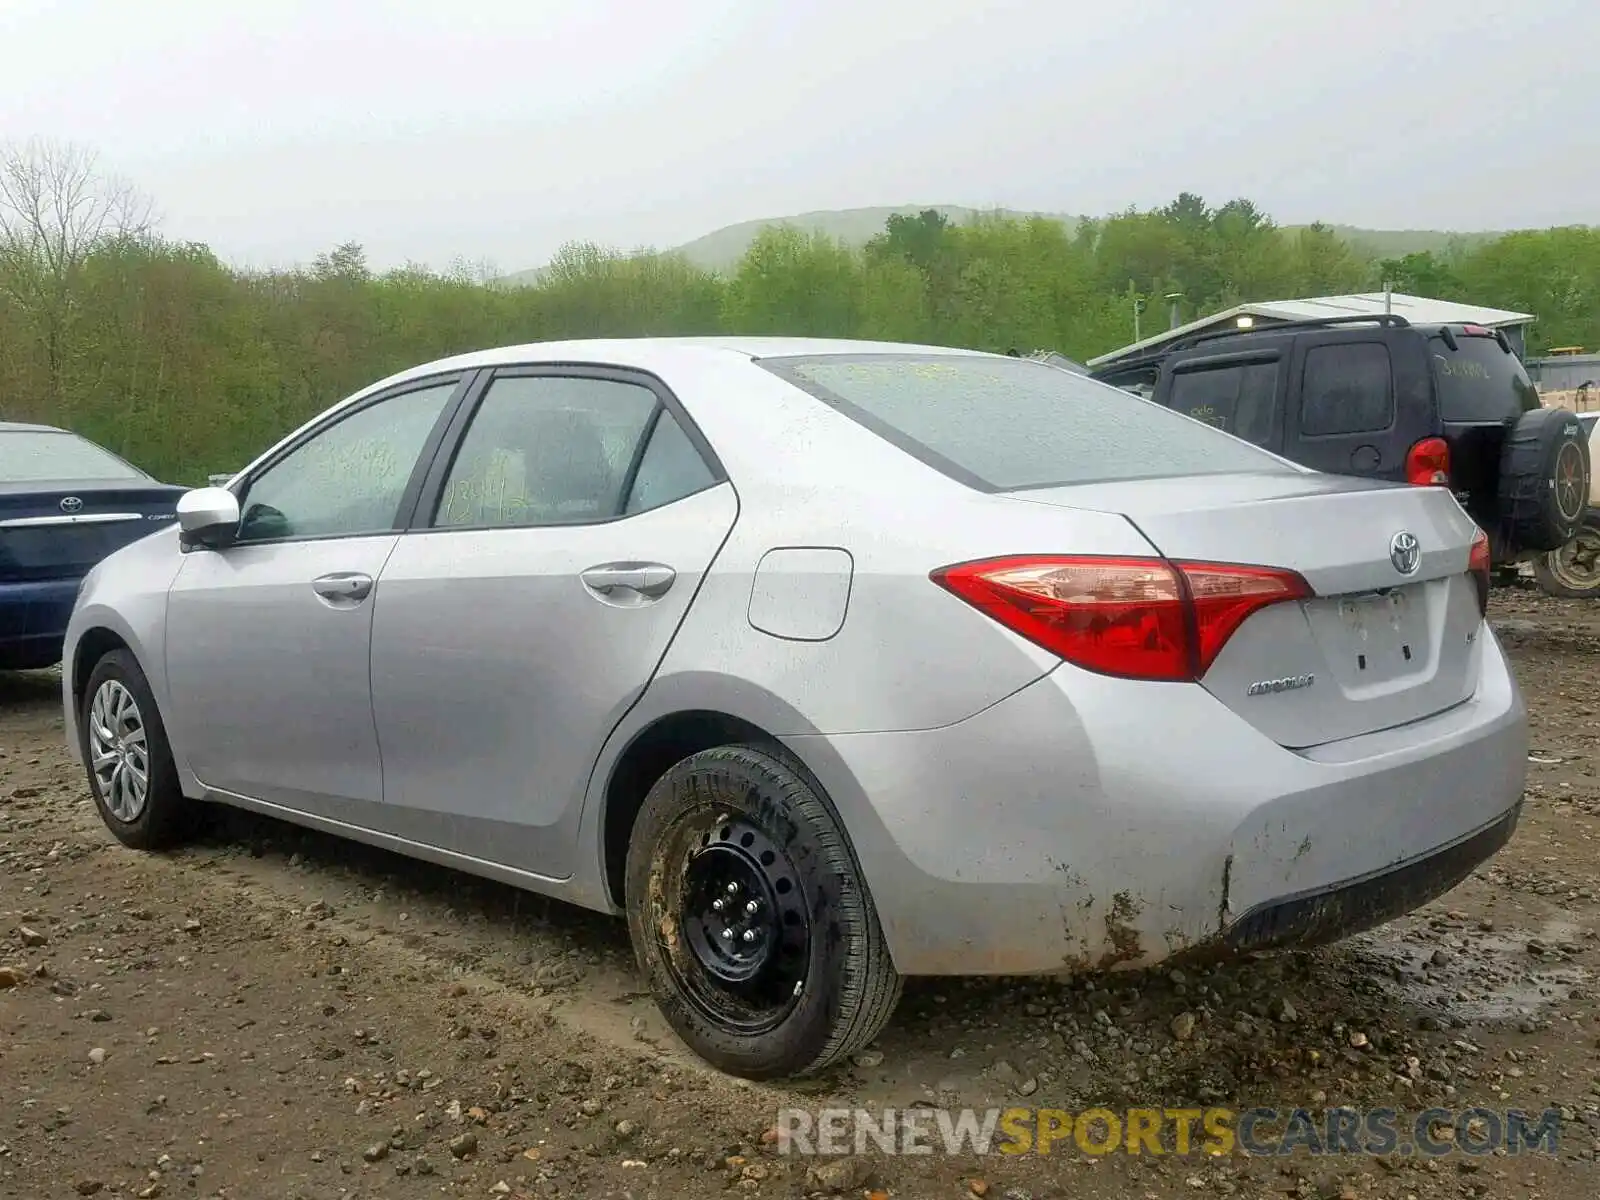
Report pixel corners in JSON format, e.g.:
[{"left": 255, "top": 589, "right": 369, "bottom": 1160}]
[
  {"left": 7, "top": 160, "right": 1596, "bottom": 487},
  {"left": 722, "top": 226, "right": 862, "bottom": 336}
]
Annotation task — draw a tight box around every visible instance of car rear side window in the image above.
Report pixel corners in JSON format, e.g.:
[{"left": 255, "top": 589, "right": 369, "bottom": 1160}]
[
  {"left": 758, "top": 353, "right": 1291, "bottom": 491},
  {"left": 435, "top": 376, "right": 657, "bottom": 528},
  {"left": 1168, "top": 360, "right": 1278, "bottom": 446},
  {"left": 0, "top": 430, "right": 147, "bottom": 483},
  {"left": 624, "top": 408, "right": 718, "bottom": 515},
  {"left": 433, "top": 375, "right": 716, "bottom": 528},
  {"left": 1430, "top": 334, "right": 1541, "bottom": 421},
  {"left": 1299, "top": 343, "right": 1394, "bottom": 436}
]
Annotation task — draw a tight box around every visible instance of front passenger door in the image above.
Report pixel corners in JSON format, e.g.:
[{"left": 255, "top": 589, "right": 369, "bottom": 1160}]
[{"left": 164, "top": 377, "right": 463, "bottom": 818}]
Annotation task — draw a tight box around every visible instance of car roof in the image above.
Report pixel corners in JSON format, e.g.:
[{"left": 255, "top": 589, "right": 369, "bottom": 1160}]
[
  {"left": 0, "top": 420, "right": 67, "bottom": 433},
  {"left": 375, "top": 336, "right": 993, "bottom": 390},
  {"left": 1094, "top": 320, "right": 1523, "bottom": 373}
]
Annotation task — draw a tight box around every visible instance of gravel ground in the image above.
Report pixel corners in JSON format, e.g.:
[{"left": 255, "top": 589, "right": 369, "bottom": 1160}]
[{"left": 3, "top": 584, "right": 1599, "bottom": 1200}]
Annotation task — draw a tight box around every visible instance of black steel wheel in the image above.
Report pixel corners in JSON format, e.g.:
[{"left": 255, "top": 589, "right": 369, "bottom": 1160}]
[
  {"left": 675, "top": 815, "right": 811, "bottom": 1033},
  {"left": 623, "top": 744, "right": 901, "bottom": 1080}
]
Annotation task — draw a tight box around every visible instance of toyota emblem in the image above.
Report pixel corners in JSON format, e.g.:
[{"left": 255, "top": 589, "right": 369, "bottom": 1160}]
[
  {"left": 59, "top": 495, "right": 84, "bottom": 514},
  {"left": 1389, "top": 530, "right": 1421, "bottom": 576}
]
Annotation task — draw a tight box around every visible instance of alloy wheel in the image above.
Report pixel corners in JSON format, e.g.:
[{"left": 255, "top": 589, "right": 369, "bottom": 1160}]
[{"left": 88, "top": 679, "right": 150, "bottom": 822}]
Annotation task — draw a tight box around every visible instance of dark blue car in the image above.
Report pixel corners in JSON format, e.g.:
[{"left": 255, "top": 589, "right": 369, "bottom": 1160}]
[{"left": 1, "top": 421, "right": 184, "bottom": 670}]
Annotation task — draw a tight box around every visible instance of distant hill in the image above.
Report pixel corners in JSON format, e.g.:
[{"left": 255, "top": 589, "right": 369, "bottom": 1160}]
[
  {"left": 1310, "top": 225, "right": 1504, "bottom": 257},
  {"left": 667, "top": 205, "right": 1083, "bottom": 273},
  {"left": 495, "top": 206, "right": 1505, "bottom": 285}
]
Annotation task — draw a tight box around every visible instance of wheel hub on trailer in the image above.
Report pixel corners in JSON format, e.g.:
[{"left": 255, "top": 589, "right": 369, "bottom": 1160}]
[
  {"left": 1553, "top": 527, "right": 1600, "bottom": 588},
  {"left": 681, "top": 818, "right": 807, "bottom": 988}
]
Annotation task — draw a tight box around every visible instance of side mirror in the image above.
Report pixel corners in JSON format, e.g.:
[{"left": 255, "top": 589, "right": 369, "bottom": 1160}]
[{"left": 176, "top": 486, "right": 241, "bottom": 551}]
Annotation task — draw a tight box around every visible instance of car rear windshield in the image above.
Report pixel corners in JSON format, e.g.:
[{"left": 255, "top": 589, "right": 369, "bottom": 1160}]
[
  {"left": 0, "top": 430, "right": 148, "bottom": 483},
  {"left": 758, "top": 353, "right": 1292, "bottom": 491},
  {"left": 1429, "top": 334, "right": 1540, "bottom": 422}
]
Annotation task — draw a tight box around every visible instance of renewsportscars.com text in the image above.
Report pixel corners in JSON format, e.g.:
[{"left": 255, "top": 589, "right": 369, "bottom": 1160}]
[{"left": 774, "top": 1105, "right": 1562, "bottom": 1158}]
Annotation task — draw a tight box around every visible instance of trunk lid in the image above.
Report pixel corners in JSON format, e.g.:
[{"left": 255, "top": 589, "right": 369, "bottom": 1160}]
[
  {"left": 0, "top": 480, "right": 184, "bottom": 582},
  {"left": 1008, "top": 471, "right": 1484, "bottom": 749}
]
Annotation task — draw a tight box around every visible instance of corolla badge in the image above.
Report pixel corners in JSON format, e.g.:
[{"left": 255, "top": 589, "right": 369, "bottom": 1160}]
[
  {"left": 1389, "top": 530, "right": 1421, "bottom": 576},
  {"left": 1247, "top": 673, "right": 1315, "bottom": 697},
  {"left": 59, "top": 495, "right": 83, "bottom": 514}
]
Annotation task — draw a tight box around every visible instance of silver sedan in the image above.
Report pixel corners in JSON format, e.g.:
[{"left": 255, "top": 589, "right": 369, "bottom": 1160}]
[{"left": 61, "top": 337, "right": 1528, "bottom": 1080}]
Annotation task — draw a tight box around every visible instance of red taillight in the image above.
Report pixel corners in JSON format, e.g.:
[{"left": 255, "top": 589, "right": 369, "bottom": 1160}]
[
  {"left": 1469, "top": 526, "right": 1491, "bottom": 617},
  {"left": 1406, "top": 436, "right": 1451, "bottom": 486},
  {"left": 1460, "top": 324, "right": 1492, "bottom": 337},
  {"left": 930, "top": 555, "right": 1312, "bottom": 682}
]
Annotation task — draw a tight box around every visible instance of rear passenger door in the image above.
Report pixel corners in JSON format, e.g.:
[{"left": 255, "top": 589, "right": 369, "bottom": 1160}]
[
  {"left": 1164, "top": 354, "right": 1283, "bottom": 453},
  {"left": 366, "top": 367, "right": 738, "bottom": 880},
  {"left": 1285, "top": 333, "right": 1432, "bottom": 481}
]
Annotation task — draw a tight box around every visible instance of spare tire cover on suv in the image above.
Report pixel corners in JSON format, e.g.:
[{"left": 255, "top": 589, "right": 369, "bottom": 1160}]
[{"left": 1498, "top": 407, "right": 1592, "bottom": 553}]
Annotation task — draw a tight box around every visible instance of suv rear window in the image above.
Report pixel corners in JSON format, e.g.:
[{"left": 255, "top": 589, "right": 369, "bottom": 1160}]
[
  {"left": 759, "top": 353, "right": 1294, "bottom": 491},
  {"left": 1299, "top": 343, "right": 1395, "bottom": 436},
  {"left": 1430, "top": 334, "right": 1540, "bottom": 422}
]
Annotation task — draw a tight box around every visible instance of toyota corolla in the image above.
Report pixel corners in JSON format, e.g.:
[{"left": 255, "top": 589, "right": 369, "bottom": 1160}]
[
  {"left": 2, "top": 421, "right": 182, "bottom": 671},
  {"left": 61, "top": 338, "right": 1527, "bottom": 1080}
]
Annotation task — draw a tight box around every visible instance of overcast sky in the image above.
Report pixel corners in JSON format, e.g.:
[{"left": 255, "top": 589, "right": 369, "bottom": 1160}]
[{"left": 2, "top": 0, "right": 1593, "bottom": 273}]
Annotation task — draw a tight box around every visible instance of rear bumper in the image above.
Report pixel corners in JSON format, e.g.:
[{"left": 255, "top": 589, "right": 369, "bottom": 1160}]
[
  {"left": 0, "top": 577, "right": 80, "bottom": 667},
  {"left": 1218, "top": 802, "right": 1519, "bottom": 954},
  {"left": 783, "top": 624, "right": 1528, "bottom": 976}
]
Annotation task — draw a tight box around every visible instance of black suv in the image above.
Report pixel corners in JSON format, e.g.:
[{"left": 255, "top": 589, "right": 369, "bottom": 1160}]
[{"left": 1090, "top": 314, "right": 1591, "bottom": 563}]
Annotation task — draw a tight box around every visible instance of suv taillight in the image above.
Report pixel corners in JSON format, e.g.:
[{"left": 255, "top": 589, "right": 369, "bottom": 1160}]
[
  {"left": 1469, "top": 527, "right": 1491, "bottom": 617},
  {"left": 1406, "top": 437, "right": 1451, "bottom": 486},
  {"left": 931, "top": 555, "right": 1312, "bottom": 682}
]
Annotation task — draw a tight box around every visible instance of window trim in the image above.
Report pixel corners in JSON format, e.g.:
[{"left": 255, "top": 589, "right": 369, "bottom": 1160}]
[
  {"left": 1169, "top": 349, "right": 1281, "bottom": 374},
  {"left": 406, "top": 363, "right": 728, "bottom": 534},
  {"left": 228, "top": 371, "right": 475, "bottom": 548},
  {"left": 1295, "top": 341, "right": 1397, "bottom": 440}
]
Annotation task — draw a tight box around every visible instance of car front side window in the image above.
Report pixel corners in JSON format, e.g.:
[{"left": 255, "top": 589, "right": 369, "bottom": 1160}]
[{"left": 236, "top": 380, "right": 458, "bottom": 543}]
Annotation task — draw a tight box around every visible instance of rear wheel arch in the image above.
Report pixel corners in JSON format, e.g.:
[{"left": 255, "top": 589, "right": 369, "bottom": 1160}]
[
  {"left": 601, "top": 710, "right": 783, "bottom": 909},
  {"left": 598, "top": 707, "right": 882, "bottom": 917}
]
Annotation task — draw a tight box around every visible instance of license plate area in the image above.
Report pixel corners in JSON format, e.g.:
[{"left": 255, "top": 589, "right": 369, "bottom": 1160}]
[{"left": 1303, "top": 583, "right": 1431, "bottom": 689}]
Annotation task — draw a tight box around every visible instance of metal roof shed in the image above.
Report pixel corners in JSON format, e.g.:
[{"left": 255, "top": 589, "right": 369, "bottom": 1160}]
[{"left": 1087, "top": 292, "right": 1537, "bottom": 368}]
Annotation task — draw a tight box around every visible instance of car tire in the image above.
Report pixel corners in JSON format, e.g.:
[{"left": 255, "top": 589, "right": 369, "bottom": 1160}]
[
  {"left": 1498, "top": 407, "right": 1591, "bottom": 553},
  {"left": 80, "top": 649, "right": 192, "bottom": 851},
  {"left": 623, "top": 743, "right": 902, "bottom": 1080},
  {"left": 1531, "top": 515, "right": 1600, "bottom": 600}
]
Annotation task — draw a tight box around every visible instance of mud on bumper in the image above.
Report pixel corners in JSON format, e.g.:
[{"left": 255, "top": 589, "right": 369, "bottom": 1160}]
[{"left": 1218, "top": 802, "right": 1521, "bottom": 954}]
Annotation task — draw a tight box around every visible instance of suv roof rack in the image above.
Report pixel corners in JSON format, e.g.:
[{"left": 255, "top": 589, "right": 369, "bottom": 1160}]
[{"left": 1175, "top": 312, "right": 1412, "bottom": 352}]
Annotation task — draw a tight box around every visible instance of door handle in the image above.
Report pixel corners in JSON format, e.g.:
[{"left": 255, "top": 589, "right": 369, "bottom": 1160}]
[
  {"left": 580, "top": 563, "right": 676, "bottom": 599},
  {"left": 311, "top": 572, "right": 374, "bottom": 603}
]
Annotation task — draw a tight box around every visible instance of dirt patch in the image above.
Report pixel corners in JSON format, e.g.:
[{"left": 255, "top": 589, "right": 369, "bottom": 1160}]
[{"left": 3, "top": 584, "right": 1600, "bottom": 1198}]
